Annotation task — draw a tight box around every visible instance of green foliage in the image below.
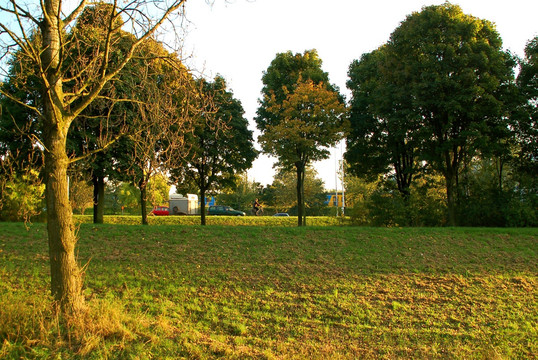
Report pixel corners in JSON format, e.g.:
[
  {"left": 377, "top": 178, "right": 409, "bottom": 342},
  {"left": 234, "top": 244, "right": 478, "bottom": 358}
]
[
  {"left": 0, "top": 169, "right": 44, "bottom": 221},
  {"left": 514, "top": 36, "right": 538, "bottom": 176},
  {"left": 267, "top": 166, "right": 327, "bottom": 215},
  {"left": 256, "top": 50, "right": 346, "bottom": 225},
  {"left": 217, "top": 173, "right": 262, "bottom": 212},
  {"left": 346, "top": 160, "right": 537, "bottom": 228},
  {"left": 258, "top": 78, "right": 346, "bottom": 169},
  {"left": 114, "top": 182, "right": 140, "bottom": 211},
  {"left": 0, "top": 36, "right": 44, "bottom": 175},
  {"left": 346, "top": 45, "right": 418, "bottom": 197},
  {"left": 346, "top": 3, "right": 517, "bottom": 226},
  {"left": 1, "top": 223, "right": 537, "bottom": 358},
  {"left": 147, "top": 173, "right": 171, "bottom": 207},
  {"left": 456, "top": 158, "right": 537, "bottom": 227},
  {"left": 171, "top": 76, "right": 257, "bottom": 225},
  {"left": 256, "top": 49, "right": 340, "bottom": 131},
  {"left": 347, "top": 173, "right": 447, "bottom": 227}
]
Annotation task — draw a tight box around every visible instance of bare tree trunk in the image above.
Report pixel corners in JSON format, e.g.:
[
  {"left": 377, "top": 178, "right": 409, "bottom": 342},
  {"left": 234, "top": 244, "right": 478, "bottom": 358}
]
[
  {"left": 92, "top": 174, "right": 105, "bottom": 224},
  {"left": 200, "top": 187, "right": 207, "bottom": 226},
  {"left": 139, "top": 179, "right": 148, "bottom": 225},
  {"left": 302, "top": 167, "right": 306, "bottom": 226},
  {"left": 296, "top": 163, "right": 305, "bottom": 226},
  {"left": 44, "top": 134, "right": 85, "bottom": 314},
  {"left": 445, "top": 174, "right": 457, "bottom": 227},
  {"left": 41, "top": 0, "right": 84, "bottom": 315},
  {"left": 497, "top": 157, "right": 504, "bottom": 192}
]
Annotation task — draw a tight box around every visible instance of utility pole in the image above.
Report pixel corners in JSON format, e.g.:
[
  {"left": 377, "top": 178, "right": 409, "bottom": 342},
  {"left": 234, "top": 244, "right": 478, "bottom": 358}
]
[{"left": 335, "top": 147, "right": 339, "bottom": 217}]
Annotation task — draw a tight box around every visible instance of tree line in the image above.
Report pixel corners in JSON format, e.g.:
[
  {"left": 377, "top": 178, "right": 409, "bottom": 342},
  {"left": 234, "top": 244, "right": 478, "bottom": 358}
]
[
  {"left": 0, "top": 3, "right": 257, "bottom": 227},
  {"left": 344, "top": 3, "right": 536, "bottom": 227},
  {"left": 2, "top": 3, "right": 536, "bottom": 229}
]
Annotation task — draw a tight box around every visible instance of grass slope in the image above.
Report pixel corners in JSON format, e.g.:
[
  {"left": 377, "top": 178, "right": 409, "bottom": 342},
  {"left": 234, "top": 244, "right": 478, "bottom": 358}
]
[{"left": 1, "top": 223, "right": 537, "bottom": 359}]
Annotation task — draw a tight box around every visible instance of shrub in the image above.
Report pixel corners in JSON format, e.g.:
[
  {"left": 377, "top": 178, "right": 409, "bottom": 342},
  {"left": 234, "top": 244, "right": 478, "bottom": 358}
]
[{"left": 0, "top": 170, "right": 45, "bottom": 222}]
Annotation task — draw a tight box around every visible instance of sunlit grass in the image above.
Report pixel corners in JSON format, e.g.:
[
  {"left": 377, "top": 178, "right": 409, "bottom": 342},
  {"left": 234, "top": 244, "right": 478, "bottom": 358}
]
[{"left": 1, "top": 223, "right": 536, "bottom": 358}]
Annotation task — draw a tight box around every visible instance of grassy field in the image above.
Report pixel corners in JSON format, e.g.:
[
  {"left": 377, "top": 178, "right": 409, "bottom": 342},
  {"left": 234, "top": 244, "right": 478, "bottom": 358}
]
[{"left": 0, "top": 223, "right": 536, "bottom": 359}]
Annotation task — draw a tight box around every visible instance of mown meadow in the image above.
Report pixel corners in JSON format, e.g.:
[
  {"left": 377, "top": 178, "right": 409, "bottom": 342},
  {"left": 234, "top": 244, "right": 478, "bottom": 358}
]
[{"left": 1, "top": 221, "right": 536, "bottom": 359}]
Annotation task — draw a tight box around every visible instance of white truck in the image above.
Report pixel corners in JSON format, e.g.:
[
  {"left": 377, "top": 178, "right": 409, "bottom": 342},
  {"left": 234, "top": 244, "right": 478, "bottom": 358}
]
[{"left": 169, "top": 194, "right": 199, "bottom": 215}]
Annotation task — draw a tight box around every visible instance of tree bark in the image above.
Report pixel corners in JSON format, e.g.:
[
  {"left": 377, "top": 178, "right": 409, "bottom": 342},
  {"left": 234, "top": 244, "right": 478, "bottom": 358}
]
[
  {"left": 139, "top": 179, "right": 148, "bottom": 225},
  {"left": 200, "top": 187, "right": 207, "bottom": 226},
  {"left": 198, "top": 164, "right": 207, "bottom": 226},
  {"left": 41, "top": 0, "right": 85, "bottom": 315},
  {"left": 92, "top": 174, "right": 105, "bottom": 224},
  {"left": 44, "top": 130, "right": 85, "bottom": 314},
  {"left": 445, "top": 174, "right": 457, "bottom": 227},
  {"left": 296, "top": 163, "right": 305, "bottom": 226}
]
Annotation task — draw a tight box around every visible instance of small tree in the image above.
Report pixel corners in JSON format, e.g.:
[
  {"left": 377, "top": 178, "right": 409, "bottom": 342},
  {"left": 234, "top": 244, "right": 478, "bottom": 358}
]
[
  {"left": 171, "top": 76, "right": 257, "bottom": 225},
  {"left": 258, "top": 75, "right": 346, "bottom": 226},
  {"left": 116, "top": 39, "right": 196, "bottom": 225},
  {"left": 68, "top": 176, "right": 93, "bottom": 215},
  {"left": 147, "top": 173, "right": 171, "bottom": 209},
  {"left": 0, "top": 156, "right": 45, "bottom": 222},
  {"left": 217, "top": 173, "right": 261, "bottom": 212}
]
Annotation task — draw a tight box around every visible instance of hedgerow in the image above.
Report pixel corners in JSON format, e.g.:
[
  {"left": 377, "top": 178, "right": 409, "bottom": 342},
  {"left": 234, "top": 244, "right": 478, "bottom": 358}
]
[{"left": 73, "top": 215, "right": 350, "bottom": 226}]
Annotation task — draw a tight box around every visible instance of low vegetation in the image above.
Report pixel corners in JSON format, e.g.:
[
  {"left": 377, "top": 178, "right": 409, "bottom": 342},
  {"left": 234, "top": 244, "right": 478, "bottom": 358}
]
[
  {"left": 73, "top": 215, "right": 347, "bottom": 226},
  {"left": 1, "top": 223, "right": 536, "bottom": 359}
]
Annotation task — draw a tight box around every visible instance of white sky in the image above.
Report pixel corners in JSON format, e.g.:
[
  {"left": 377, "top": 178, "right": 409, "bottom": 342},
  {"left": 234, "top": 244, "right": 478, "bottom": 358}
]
[{"left": 180, "top": 0, "right": 538, "bottom": 190}]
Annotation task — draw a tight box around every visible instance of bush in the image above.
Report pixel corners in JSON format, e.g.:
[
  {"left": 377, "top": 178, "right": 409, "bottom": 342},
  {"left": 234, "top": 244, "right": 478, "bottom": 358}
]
[
  {"left": 0, "top": 170, "right": 45, "bottom": 222},
  {"left": 350, "top": 176, "right": 447, "bottom": 227}
]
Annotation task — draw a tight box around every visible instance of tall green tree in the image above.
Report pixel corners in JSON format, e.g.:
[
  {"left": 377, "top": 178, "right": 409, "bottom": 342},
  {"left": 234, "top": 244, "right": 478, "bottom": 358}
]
[
  {"left": 381, "top": 3, "right": 515, "bottom": 225},
  {"left": 346, "top": 45, "right": 420, "bottom": 200},
  {"left": 171, "top": 76, "right": 257, "bottom": 225},
  {"left": 0, "top": 0, "right": 187, "bottom": 316},
  {"left": 256, "top": 51, "right": 346, "bottom": 226},
  {"left": 515, "top": 36, "right": 538, "bottom": 176},
  {"left": 256, "top": 50, "right": 340, "bottom": 130}
]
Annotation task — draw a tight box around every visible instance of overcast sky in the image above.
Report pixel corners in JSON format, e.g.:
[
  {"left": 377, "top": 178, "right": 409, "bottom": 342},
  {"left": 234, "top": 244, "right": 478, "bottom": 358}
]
[{"left": 180, "top": 0, "right": 538, "bottom": 190}]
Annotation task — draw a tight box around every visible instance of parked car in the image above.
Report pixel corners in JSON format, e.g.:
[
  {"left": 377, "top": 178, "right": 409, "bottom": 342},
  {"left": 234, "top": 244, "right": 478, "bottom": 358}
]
[
  {"left": 273, "top": 213, "right": 289, "bottom": 217},
  {"left": 150, "top": 206, "right": 169, "bottom": 216},
  {"left": 208, "top": 205, "right": 245, "bottom": 216}
]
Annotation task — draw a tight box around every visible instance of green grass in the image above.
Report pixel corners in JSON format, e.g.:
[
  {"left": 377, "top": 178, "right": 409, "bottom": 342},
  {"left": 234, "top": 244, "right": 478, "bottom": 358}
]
[{"left": 1, "top": 223, "right": 537, "bottom": 359}]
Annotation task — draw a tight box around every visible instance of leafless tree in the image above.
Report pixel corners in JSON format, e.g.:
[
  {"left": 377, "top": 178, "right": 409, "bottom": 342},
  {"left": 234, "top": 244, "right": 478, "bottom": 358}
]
[
  {"left": 120, "top": 43, "right": 199, "bottom": 225},
  {"left": 0, "top": 0, "right": 189, "bottom": 316}
]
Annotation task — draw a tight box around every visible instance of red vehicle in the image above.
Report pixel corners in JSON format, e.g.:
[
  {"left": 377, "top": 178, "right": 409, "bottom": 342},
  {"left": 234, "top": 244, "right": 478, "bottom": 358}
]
[{"left": 150, "top": 206, "right": 169, "bottom": 216}]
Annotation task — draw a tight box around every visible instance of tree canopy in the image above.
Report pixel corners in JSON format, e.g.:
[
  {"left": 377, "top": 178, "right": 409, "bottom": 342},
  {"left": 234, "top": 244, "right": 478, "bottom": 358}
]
[
  {"left": 256, "top": 50, "right": 346, "bottom": 226},
  {"left": 346, "top": 45, "right": 419, "bottom": 198},
  {"left": 515, "top": 36, "right": 538, "bottom": 176},
  {"left": 171, "top": 76, "right": 257, "bottom": 225},
  {"left": 345, "top": 3, "right": 516, "bottom": 225}
]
